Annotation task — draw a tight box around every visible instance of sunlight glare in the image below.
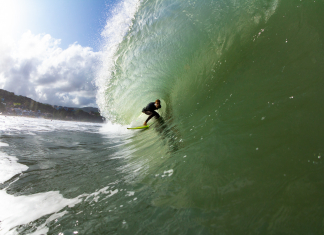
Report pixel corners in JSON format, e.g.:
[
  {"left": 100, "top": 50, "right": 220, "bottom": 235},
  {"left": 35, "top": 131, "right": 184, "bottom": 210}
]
[{"left": 0, "top": 0, "right": 24, "bottom": 42}]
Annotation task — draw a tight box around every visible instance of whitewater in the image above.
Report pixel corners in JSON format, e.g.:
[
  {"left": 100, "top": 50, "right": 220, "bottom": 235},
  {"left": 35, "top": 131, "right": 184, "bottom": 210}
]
[{"left": 1, "top": 0, "right": 324, "bottom": 234}]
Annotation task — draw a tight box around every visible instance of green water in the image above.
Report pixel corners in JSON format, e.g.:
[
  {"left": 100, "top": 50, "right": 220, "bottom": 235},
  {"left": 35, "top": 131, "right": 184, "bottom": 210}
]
[
  {"left": 95, "top": 0, "right": 324, "bottom": 233},
  {"left": 1, "top": 0, "right": 324, "bottom": 234}
]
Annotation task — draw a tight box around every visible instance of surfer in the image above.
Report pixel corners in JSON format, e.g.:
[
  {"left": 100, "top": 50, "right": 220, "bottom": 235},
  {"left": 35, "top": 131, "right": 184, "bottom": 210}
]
[{"left": 142, "top": 99, "right": 161, "bottom": 126}]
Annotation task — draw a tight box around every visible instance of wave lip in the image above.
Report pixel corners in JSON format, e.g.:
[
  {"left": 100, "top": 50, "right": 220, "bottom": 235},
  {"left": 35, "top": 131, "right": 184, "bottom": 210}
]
[{"left": 96, "top": 0, "right": 141, "bottom": 121}]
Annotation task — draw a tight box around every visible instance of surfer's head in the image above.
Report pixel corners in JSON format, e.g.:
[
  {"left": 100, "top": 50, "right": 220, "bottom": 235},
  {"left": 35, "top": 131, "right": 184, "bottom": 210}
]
[{"left": 155, "top": 99, "right": 161, "bottom": 107}]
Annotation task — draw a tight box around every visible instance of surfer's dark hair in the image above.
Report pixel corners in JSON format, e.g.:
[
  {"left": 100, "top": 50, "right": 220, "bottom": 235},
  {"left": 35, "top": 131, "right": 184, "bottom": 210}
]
[{"left": 155, "top": 99, "right": 161, "bottom": 103}]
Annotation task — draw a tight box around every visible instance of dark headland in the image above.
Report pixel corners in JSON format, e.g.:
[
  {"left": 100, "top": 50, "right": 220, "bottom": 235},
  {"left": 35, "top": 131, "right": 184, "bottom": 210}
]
[{"left": 0, "top": 89, "right": 105, "bottom": 123}]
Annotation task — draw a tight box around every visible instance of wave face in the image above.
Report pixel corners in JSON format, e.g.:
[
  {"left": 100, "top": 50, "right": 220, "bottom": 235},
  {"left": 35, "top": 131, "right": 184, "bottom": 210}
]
[{"left": 96, "top": 0, "right": 324, "bottom": 233}]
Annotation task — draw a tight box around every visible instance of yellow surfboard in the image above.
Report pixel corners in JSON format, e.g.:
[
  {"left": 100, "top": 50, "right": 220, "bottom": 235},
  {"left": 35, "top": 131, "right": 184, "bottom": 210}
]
[{"left": 127, "top": 125, "right": 149, "bottom": 130}]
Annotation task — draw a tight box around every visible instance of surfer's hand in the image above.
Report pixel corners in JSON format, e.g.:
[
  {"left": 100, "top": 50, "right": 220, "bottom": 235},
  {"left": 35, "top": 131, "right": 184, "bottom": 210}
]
[{"left": 143, "top": 122, "right": 147, "bottom": 126}]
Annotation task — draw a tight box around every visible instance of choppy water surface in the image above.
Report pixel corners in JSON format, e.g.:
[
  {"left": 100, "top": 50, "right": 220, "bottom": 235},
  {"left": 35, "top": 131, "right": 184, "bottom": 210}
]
[
  {"left": 0, "top": 117, "right": 130, "bottom": 234},
  {"left": 2, "top": 0, "right": 324, "bottom": 234}
]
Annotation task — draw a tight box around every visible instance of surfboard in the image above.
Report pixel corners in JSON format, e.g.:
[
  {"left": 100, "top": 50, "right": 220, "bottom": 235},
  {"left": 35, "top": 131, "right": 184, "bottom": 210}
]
[{"left": 127, "top": 125, "right": 149, "bottom": 130}]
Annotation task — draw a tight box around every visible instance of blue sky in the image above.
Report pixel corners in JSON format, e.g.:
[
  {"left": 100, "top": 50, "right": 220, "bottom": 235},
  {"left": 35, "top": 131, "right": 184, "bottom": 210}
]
[
  {"left": 0, "top": 0, "right": 127, "bottom": 108},
  {"left": 3, "top": 0, "right": 119, "bottom": 51}
]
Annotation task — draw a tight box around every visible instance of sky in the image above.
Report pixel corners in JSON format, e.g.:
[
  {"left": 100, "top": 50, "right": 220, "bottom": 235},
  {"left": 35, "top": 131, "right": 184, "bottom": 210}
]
[{"left": 0, "top": 0, "right": 120, "bottom": 108}]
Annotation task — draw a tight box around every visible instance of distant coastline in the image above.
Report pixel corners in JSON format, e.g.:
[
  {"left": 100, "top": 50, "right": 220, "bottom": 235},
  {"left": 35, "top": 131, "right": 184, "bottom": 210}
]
[{"left": 0, "top": 89, "right": 105, "bottom": 123}]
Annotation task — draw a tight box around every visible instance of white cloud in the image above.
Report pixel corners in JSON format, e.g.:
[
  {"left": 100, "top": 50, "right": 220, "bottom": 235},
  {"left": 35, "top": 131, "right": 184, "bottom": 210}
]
[{"left": 0, "top": 31, "right": 101, "bottom": 107}]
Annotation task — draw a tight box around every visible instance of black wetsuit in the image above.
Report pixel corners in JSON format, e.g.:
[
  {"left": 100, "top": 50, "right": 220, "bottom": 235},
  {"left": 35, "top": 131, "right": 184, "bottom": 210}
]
[{"left": 142, "top": 102, "right": 161, "bottom": 123}]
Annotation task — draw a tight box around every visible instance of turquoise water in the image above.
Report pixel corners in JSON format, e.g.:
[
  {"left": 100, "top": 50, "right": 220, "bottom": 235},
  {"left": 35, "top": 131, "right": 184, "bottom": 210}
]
[{"left": 1, "top": 0, "right": 324, "bottom": 234}]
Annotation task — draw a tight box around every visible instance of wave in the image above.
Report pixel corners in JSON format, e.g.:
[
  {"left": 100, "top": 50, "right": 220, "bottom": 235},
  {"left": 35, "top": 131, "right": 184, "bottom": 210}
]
[
  {"left": 96, "top": 0, "right": 281, "bottom": 123},
  {"left": 95, "top": 0, "right": 324, "bottom": 232}
]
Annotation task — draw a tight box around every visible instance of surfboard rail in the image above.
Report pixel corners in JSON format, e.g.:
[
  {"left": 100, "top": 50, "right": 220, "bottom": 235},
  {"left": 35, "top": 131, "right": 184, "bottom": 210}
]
[{"left": 127, "top": 125, "right": 150, "bottom": 130}]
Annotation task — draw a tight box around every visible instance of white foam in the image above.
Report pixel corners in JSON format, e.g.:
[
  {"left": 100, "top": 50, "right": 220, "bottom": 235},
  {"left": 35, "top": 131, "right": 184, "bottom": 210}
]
[
  {"left": 0, "top": 190, "right": 82, "bottom": 234},
  {"left": 28, "top": 211, "right": 68, "bottom": 235},
  {"left": 0, "top": 150, "right": 83, "bottom": 233},
  {"left": 99, "top": 121, "right": 131, "bottom": 137},
  {"left": 126, "top": 191, "right": 135, "bottom": 196},
  {"left": 0, "top": 142, "right": 9, "bottom": 147},
  {"left": 84, "top": 186, "right": 119, "bottom": 203},
  {"left": 0, "top": 153, "right": 28, "bottom": 184},
  {"left": 0, "top": 116, "right": 103, "bottom": 135},
  {"left": 161, "top": 169, "right": 174, "bottom": 177}
]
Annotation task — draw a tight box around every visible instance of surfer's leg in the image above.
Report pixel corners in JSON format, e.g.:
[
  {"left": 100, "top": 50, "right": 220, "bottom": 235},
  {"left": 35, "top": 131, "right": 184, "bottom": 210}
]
[
  {"left": 153, "top": 111, "right": 160, "bottom": 119},
  {"left": 143, "top": 111, "right": 159, "bottom": 125},
  {"left": 143, "top": 111, "right": 154, "bottom": 124}
]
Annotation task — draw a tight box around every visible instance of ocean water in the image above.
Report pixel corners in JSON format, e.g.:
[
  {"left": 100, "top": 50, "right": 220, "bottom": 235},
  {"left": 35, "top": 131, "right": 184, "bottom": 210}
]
[{"left": 2, "top": 0, "right": 324, "bottom": 234}]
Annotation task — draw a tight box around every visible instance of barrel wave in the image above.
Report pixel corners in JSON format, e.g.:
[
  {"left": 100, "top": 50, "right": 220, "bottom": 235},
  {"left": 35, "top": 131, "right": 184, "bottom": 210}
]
[{"left": 96, "top": 0, "right": 324, "bottom": 233}]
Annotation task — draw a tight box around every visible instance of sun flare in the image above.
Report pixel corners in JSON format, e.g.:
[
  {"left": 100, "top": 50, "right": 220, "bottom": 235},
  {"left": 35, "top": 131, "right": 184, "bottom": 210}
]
[{"left": 0, "top": 0, "right": 24, "bottom": 41}]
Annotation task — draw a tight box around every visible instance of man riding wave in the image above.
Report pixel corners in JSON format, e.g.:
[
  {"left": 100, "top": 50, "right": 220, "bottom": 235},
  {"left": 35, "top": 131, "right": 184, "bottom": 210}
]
[{"left": 142, "top": 99, "right": 161, "bottom": 126}]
